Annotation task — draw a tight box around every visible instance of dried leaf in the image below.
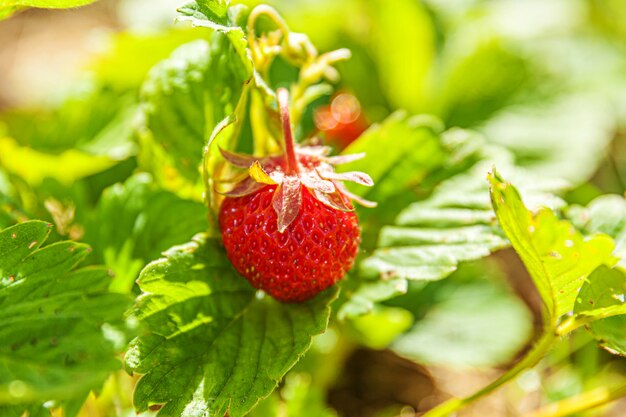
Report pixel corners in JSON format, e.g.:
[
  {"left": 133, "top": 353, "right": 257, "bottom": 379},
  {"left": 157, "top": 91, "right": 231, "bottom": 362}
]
[
  {"left": 313, "top": 189, "right": 354, "bottom": 212},
  {"left": 222, "top": 177, "right": 267, "bottom": 197},
  {"left": 301, "top": 173, "right": 336, "bottom": 194},
  {"left": 215, "top": 171, "right": 249, "bottom": 185},
  {"left": 322, "top": 170, "right": 374, "bottom": 186},
  {"left": 219, "top": 147, "right": 258, "bottom": 168},
  {"left": 249, "top": 161, "right": 277, "bottom": 185},
  {"left": 273, "top": 176, "right": 302, "bottom": 232},
  {"left": 335, "top": 181, "right": 378, "bottom": 208}
]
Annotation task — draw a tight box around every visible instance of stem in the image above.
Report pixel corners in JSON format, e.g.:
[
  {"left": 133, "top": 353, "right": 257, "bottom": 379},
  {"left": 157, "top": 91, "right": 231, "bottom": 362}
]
[
  {"left": 422, "top": 329, "right": 557, "bottom": 417},
  {"left": 203, "top": 84, "right": 249, "bottom": 229},
  {"left": 290, "top": 48, "right": 351, "bottom": 126},
  {"left": 556, "top": 315, "right": 590, "bottom": 336},
  {"left": 247, "top": 5, "right": 290, "bottom": 39},
  {"left": 277, "top": 88, "right": 299, "bottom": 174},
  {"left": 247, "top": 5, "right": 290, "bottom": 72},
  {"left": 522, "top": 382, "right": 626, "bottom": 417},
  {"left": 556, "top": 306, "right": 626, "bottom": 336}
]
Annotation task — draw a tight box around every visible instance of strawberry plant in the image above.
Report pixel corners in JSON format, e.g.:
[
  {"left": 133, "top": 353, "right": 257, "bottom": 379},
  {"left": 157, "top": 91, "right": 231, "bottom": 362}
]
[{"left": 1, "top": 0, "right": 626, "bottom": 417}]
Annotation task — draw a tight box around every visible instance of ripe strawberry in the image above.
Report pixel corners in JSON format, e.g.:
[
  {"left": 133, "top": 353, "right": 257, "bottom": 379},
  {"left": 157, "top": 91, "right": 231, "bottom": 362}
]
[
  {"left": 314, "top": 92, "right": 369, "bottom": 149},
  {"left": 218, "top": 88, "right": 375, "bottom": 302}
]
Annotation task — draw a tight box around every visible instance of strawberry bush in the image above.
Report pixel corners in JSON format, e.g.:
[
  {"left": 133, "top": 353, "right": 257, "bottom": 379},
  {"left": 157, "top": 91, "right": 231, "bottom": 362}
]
[{"left": 1, "top": 0, "right": 626, "bottom": 416}]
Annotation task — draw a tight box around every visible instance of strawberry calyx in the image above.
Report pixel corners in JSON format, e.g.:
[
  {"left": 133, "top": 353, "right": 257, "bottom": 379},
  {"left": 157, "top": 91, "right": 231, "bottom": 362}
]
[{"left": 219, "top": 88, "right": 375, "bottom": 233}]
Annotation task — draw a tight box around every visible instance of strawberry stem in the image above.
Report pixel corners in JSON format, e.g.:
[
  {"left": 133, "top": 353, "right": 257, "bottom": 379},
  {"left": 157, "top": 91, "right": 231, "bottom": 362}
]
[{"left": 277, "top": 88, "right": 299, "bottom": 174}]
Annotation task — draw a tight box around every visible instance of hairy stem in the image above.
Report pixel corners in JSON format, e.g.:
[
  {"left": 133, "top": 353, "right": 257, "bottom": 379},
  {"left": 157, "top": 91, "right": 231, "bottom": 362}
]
[
  {"left": 203, "top": 84, "right": 250, "bottom": 228},
  {"left": 247, "top": 5, "right": 290, "bottom": 72},
  {"left": 521, "top": 382, "right": 626, "bottom": 417},
  {"left": 247, "top": 4, "right": 290, "bottom": 38},
  {"left": 422, "top": 329, "right": 557, "bottom": 417},
  {"left": 556, "top": 315, "right": 592, "bottom": 336},
  {"left": 277, "top": 88, "right": 299, "bottom": 175}
]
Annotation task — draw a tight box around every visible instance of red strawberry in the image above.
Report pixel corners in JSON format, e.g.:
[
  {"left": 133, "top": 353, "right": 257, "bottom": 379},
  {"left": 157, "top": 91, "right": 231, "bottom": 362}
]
[
  {"left": 314, "top": 92, "right": 369, "bottom": 149},
  {"left": 218, "top": 88, "right": 375, "bottom": 302}
]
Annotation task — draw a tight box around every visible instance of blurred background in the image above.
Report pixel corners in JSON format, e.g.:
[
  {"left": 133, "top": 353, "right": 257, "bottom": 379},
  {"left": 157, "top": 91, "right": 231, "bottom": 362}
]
[
  {"left": 1, "top": 0, "right": 626, "bottom": 416},
  {"left": 1, "top": 0, "right": 625, "bottom": 192}
]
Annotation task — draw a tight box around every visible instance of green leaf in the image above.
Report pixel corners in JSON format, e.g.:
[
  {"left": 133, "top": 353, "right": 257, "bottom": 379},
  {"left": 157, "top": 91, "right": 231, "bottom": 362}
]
[
  {"left": 0, "top": 6, "right": 18, "bottom": 20},
  {"left": 355, "top": 155, "right": 516, "bottom": 285},
  {"left": 0, "top": 0, "right": 95, "bottom": 7},
  {"left": 0, "top": 180, "right": 28, "bottom": 229},
  {"left": 570, "top": 266, "right": 626, "bottom": 356},
  {"left": 126, "top": 234, "right": 337, "bottom": 417},
  {"left": 177, "top": 0, "right": 238, "bottom": 28},
  {"left": 391, "top": 266, "right": 533, "bottom": 367},
  {"left": 139, "top": 35, "right": 252, "bottom": 197},
  {"left": 83, "top": 173, "right": 209, "bottom": 293},
  {"left": 0, "top": 403, "right": 48, "bottom": 417},
  {"left": 341, "top": 112, "right": 449, "bottom": 202},
  {"left": 0, "top": 82, "right": 137, "bottom": 186},
  {"left": 348, "top": 306, "right": 414, "bottom": 350},
  {"left": 177, "top": 0, "right": 253, "bottom": 71},
  {"left": 176, "top": 0, "right": 252, "bottom": 77},
  {"left": 567, "top": 195, "right": 626, "bottom": 268},
  {"left": 0, "top": 221, "right": 131, "bottom": 409},
  {"left": 250, "top": 372, "right": 337, "bottom": 417},
  {"left": 340, "top": 127, "right": 565, "bottom": 318},
  {"left": 574, "top": 266, "right": 626, "bottom": 322},
  {"left": 482, "top": 95, "right": 615, "bottom": 186},
  {"left": 0, "top": 137, "right": 116, "bottom": 187},
  {"left": 174, "top": 1, "right": 257, "bottom": 215},
  {"left": 488, "top": 170, "right": 617, "bottom": 322},
  {"left": 433, "top": 36, "right": 533, "bottom": 127},
  {"left": 360, "top": 223, "right": 508, "bottom": 281},
  {"left": 87, "top": 30, "right": 210, "bottom": 92},
  {"left": 336, "top": 116, "right": 500, "bottom": 319},
  {"left": 0, "top": 0, "right": 96, "bottom": 20},
  {"left": 337, "top": 276, "right": 407, "bottom": 320},
  {"left": 340, "top": 112, "right": 483, "bottom": 248},
  {"left": 365, "top": 0, "right": 435, "bottom": 112}
]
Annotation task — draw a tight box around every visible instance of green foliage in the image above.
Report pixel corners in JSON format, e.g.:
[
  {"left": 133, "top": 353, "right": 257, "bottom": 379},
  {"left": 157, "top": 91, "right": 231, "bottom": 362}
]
[
  {"left": 0, "top": 0, "right": 97, "bottom": 20},
  {"left": 87, "top": 30, "right": 210, "bottom": 92},
  {"left": 573, "top": 266, "right": 626, "bottom": 355},
  {"left": 249, "top": 373, "right": 337, "bottom": 417},
  {"left": 0, "top": 83, "right": 136, "bottom": 187},
  {"left": 178, "top": 0, "right": 247, "bottom": 31},
  {"left": 0, "top": 83, "right": 135, "bottom": 155},
  {"left": 342, "top": 114, "right": 446, "bottom": 202},
  {"left": 360, "top": 214, "right": 506, "bottom": 281},
  {"left": 176, "top": 0, "right": 252, "bottom": 85},
  {"left": 364, "top": 0, "right": 434, "bottom": 113},
  {"left": 336, "top": 117, "right": 491, "bottom": 319},
  {"left": 391, "top": 264, "right": 533, "bottom": 367},
  {"left": 488, "top": 170, "right": 616, "bottom": 323},
  {"left": 482, "top": 95, "right": 616, "bottom": 185},
  {"left": 0, "top": 221, "right": 131, "bottom": 411},
  {"left": 0, "top": 138, "right": 114, "bottom": 187},
  {"left": 126, "top": 234, "right": 337, "bottom": 417},
  {"left": 567, "top": 194, "right": 626, "bottom": 268},
  {"left": 83, "top": 174, "right": 209, "bottom": 293},
  {"left": 418, "top": 173, "right": 624, "bottom": 417},
  {"left": 339, "top": 139, "right": 563, "bottom": 319},
  {"left": 340, "top": 113, "right": 483, "bottom": 250},
  {"left": 2, "top": 1, "right": 626, "bottom": 416},
  {"left": 348, "top": 306, "right": 414, "bottom": 349},
  {"left": 139, "top": 35, "right": 252, "bottom": 196},
  {"left": 433, "top": 36, "right": 533, "bottom": 127}
]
